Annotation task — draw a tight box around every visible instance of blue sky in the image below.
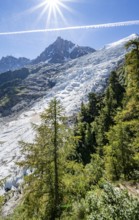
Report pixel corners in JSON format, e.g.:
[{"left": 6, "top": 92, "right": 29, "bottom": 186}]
[{"left": 0, "top": 0, "right": 139, "bottom": 59}]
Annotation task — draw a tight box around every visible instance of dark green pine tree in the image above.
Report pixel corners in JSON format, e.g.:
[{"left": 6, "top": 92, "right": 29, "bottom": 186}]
[
  {"left": 74, "top": 93, "right": 101, "bottom": 164},
  {"left": 94, "top": 71, "right": 125, "bottom": 155}
]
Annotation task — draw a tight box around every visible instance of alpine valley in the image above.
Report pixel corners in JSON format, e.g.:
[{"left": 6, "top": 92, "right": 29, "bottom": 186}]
[{"left": 0, "top": 34, "right": 139, "bottom": 217}]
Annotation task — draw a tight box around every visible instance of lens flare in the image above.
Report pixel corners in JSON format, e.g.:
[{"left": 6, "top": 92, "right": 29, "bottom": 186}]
[
  {"left": 26, "top": 0, "right": 75, "bottom": 27},
  {"left": 45, "top": 0, "right": 61, "bottom": 8}
]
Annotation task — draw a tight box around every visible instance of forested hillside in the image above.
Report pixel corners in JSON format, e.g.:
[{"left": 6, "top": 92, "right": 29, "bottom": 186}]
[{"left": 0, "top": 40, "right": 139, "bottom": 220}]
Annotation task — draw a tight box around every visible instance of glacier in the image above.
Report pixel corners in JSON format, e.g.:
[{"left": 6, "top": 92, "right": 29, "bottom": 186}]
[{"left": 0, "top": 34, "right": 138, "bottom": 194}]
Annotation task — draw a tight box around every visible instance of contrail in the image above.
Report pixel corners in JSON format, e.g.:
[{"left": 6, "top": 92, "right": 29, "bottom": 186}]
[{"left": 0, "top": 20, "right": 139, "bottom": 36}]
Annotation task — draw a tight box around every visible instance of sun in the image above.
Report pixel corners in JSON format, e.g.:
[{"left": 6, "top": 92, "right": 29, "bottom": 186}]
[
  {"left": 26, "top": 0, "right": 75, "bottom": 27},
  {"left": 45, "top": 0, "right": 61, "bottom": 8},
  {"left": 43, "top": 0, "right": 63, "bottom": 22}
]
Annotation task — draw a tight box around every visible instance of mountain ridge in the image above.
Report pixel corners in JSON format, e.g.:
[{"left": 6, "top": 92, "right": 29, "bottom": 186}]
[
  {"left": 0, "top": 37, "right": 95, "bottom": 73},
  {"left": 32, "top": 36, "right": 96, "bottom": 64},
  {"left": 0, "top": 56, "right": 30, "bottom": 74}
]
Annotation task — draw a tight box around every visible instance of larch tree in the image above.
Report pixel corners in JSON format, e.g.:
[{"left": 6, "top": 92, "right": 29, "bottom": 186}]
[{"left": 18, "top": 98, "right": 76, "bottom": 220}]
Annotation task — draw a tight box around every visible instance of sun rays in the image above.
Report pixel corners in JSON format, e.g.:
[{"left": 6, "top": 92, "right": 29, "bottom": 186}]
[
  {"left": 45, "top": 0, "right": 60, "bottom": 7},
  {"left": 27, "top": 0, "right": 76, "bottom": 27}
]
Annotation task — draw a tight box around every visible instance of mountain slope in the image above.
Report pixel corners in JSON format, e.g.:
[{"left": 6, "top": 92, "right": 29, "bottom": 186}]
[
  {"left": 33, "top": 37, "right": 96, "bottom": 64},
  {"left": 0, "top": 33, "right": 138, "bottom": 193},
  {"left": 0, "top": 56, "right": 30, "bottom": 74}
]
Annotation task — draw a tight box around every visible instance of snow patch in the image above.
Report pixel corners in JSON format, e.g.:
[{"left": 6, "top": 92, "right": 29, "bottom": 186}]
[{"left": 105, "top": 33, "right": 139, "bottom": 49}]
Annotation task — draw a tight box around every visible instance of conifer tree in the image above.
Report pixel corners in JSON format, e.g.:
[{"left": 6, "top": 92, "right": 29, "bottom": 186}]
[
  {"left": 74, "top": 93, "right": 101, "bottom": 164},
  {"left": 18, "top": 98, "right": 75, "bottom": 220},
  {"left": 94, "top": 71, "right": 124, "bottom": 154}
]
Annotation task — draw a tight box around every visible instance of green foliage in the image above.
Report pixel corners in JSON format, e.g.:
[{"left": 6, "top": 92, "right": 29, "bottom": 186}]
[
  {"left": 69, "top": 183, "right": 139, "bottom": 220},
  {"left": 74, "top": 93, "right": 102, "bottom": 164},
  {"left": 2, "top": 41, "right": 139, "bottom": 219},
  {"left": 104, "top": 44, "right": 139, "bottom": 181},
  {"left": 85, "top": 154, "right": 104, "bottom": 186},
  {"left": 0, "top": 196, "right": 4, "bottom": 216},
  {"left": 16, "top": 98, "right": 77, "bottom": 220},
  {"left": 74, "top": 45, "right": 139, "bottom": 182},
  {"left": 125, "top": 38, "right": 139, "bottom": 58},
  {"left": 74, "top": 70, "right": 125, "bottom": 162},
  {"left": 104, "top": 121, "right": 139, "bottom": 180},
  {"left": 63, "top": 162, "right": 87, "bottom": 200},
  {"left": 94, "top": 71, "right": 125, "bottom": 152}
]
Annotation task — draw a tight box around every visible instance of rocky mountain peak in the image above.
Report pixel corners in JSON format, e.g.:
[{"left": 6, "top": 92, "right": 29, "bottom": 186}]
[
  {"left": 0, "top": 38, "right": 96, "bottom": 72},
  {"left": 33, "top": 37, "right": 96, "bottom": 64},
  {"left": 52, "top": 36, "right": 75, "bottom": 51}
]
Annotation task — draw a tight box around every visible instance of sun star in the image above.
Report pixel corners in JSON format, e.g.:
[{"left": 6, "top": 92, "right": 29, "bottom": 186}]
[
  {"left": 44, "top": 0, "right": 64, "bottom": 24},
  {"left": 27, "top": 0, "right": 75, "bottom": 27},
  {"left": 45, "top": 0, "right": 61, "bottom": 8}
]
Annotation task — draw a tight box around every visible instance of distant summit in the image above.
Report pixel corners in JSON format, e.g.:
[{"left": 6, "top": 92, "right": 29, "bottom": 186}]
[
  {"left": 0, "top": 56, "right": 30, "bottom": 74},
  {"left": 0, "top": 38, "right": 95, "bottom": 73},
  {"left": 1, "top": 35, "right": 138, "bottom": 73},
  {"left": 33, "top": 37, "right": 96, "bottom": 64}
]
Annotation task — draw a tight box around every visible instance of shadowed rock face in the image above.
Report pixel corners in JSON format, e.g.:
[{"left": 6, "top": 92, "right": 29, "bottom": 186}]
[
  {"left": 0, "top": 56, "right": 30, "bottom": 74},
  {"left": 0, "top": 63, "right": 58, "bottom": 117},
  {"left": 32, "top": 37, "right": 96, "bottom": 64}
]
